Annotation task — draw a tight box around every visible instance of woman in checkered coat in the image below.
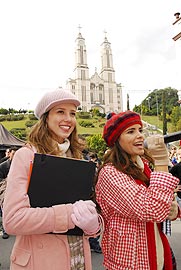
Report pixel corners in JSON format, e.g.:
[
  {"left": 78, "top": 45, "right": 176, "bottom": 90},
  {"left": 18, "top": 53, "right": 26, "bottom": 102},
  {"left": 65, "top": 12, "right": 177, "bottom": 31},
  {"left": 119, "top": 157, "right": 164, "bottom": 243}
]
[{"left": 95, "top": 111, "right": 180, "bottom": 270}]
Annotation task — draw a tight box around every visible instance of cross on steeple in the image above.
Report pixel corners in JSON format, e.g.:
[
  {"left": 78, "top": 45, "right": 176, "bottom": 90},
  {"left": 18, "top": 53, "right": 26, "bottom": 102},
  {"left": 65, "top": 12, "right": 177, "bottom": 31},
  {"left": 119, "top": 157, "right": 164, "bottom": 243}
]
[
  {"left": 78, "top": 24, "right": 82, "bottom": 33},
  {"left": 104, "top": 29, "right": 107, "bottom": 38}
]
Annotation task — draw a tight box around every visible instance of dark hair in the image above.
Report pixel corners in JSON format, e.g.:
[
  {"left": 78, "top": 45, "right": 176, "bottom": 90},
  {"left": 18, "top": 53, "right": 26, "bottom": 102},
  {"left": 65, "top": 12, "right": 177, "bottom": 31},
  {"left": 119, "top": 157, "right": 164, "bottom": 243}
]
[
  {"left": 89, "top": 153, "right": 98, "bottom": 159},
  {"left": 9, "top": 147, "right": 18, "bottom": 153},
  {"left": 92, "top": 142, "right": 154, "bottom": 212},
  {"left": 102, "top": 142, "right": 153, "bottom": 184}
]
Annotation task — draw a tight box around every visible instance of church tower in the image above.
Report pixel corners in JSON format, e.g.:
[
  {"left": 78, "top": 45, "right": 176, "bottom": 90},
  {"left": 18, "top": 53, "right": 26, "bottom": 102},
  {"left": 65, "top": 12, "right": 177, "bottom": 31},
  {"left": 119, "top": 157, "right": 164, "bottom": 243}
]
[
  {"left": 99, "top": 32, "right": 122, "bottom": 112},
  {"left": 66, "top": 28, "right": 123, "bottom": 113}
]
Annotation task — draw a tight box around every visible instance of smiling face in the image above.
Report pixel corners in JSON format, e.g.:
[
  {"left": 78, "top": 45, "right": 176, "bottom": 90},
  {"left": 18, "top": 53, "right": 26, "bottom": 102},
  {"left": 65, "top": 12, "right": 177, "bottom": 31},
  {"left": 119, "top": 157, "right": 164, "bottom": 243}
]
[
  {"left": 46, "top": 103, "right": 77, "bottom": 143},
  {"left": 118, "top": 124, "right": 144, "bottom": 162}
]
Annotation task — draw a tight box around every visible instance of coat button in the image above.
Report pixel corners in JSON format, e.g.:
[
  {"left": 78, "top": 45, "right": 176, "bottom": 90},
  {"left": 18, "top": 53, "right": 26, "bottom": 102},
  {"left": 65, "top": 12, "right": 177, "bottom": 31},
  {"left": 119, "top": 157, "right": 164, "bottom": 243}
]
[
  {"left": 37, "top": 243, "right": 43, "bottom": 249},
  {"left": 11, "top": 255, "right": 16, "bottom": 261}
]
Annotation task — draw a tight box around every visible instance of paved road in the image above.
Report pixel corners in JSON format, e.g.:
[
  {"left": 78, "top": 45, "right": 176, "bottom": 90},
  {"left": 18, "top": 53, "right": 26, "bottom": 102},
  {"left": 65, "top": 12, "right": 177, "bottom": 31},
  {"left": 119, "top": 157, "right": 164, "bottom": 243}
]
[{"left": 0, "top": 219, "right": 181, "bottom": 270}]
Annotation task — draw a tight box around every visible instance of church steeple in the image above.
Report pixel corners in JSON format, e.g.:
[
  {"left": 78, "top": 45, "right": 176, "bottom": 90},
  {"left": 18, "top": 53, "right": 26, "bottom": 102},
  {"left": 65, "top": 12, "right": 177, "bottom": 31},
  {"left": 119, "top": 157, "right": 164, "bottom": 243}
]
[
  {"left": 66, "top": 29, "right": 123, "bottom": 113},
  {"left": 100, "top": 31, "right": 115, "bottom": 77},
  {"left": 74, "top": 25, "right": 88, "bottom": 69}
]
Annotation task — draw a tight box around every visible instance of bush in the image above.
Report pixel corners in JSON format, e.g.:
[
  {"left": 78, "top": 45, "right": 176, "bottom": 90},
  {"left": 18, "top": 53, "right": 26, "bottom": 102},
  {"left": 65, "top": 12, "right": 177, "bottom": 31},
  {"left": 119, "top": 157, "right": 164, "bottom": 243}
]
[
  {"left": 0, "top": 116, "right": 6, "bottom": 122},
  {"left": 10, "top": 128, "right": 27, "bottom": 140},
  {"left": 25, "top": 120, "right": 37, "bottom": 128},
  {"left": 6, "top": 114, "right": 25, "bottom": 121},
  {"left": 77, "top": 112, "right": 91, "bottom": 119},
  {"left": 86, "top": 134, "right": 107, "bottom": 159},
  {"left": 78, "top": 120, "right": 95, "bottom": 128},
  {"left": 29, "top": 114, "right": 38, "bottom": 120}
]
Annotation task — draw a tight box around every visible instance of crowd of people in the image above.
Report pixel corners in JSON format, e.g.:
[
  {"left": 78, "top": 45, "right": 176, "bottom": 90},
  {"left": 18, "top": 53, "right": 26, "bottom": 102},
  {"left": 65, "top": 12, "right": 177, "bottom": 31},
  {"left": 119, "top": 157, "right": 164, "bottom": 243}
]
[
  {"left": 168, "top": 146, "right": 181, "bottom": 208},
  {"left": 0, "top": 88, "right": 181, "bottom": 270},
  {"left": 0, "top": 147, "right": 18, "bottom": 239}
]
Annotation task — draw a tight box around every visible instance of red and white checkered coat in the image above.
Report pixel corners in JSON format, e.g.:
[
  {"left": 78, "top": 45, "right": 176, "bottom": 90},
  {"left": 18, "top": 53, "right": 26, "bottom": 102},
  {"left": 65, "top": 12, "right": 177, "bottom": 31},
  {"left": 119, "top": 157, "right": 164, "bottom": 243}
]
[{"left": 96, "top": 163, "right": 180, "bottom": 270}]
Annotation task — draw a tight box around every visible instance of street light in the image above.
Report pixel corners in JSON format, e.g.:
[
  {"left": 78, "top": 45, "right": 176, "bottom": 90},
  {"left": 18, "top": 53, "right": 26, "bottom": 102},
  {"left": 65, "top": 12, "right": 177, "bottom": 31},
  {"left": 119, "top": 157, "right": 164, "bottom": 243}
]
[
  {"left": 146, "top": 96, "right": 151, "bottom": 110},
  {"left": 155, "top": 92, "right": 159, "bottom": 127}
]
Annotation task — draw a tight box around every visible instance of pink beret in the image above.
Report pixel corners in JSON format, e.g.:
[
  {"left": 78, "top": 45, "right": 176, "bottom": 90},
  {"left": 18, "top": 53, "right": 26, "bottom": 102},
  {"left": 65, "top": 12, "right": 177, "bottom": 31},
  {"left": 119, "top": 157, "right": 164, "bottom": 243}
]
[{"left": 34, "top": 88, "right": 80, "bottom": 119}]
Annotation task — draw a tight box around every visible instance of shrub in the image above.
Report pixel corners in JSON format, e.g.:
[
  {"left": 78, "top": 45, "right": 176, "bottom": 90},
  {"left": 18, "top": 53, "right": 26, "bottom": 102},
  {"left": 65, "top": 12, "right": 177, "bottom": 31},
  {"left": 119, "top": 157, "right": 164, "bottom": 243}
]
[
  {"left": 25, "top": 120, "right": 37, "bottom": 128},
  {"left": 29, "top": 114, "right": 38, "bottom": 120},
  {"left": 10, "top": 128, "right": 27, "bottom": 140},
  {"left": 78, "top": 120, "right": 95, "bottom": 128}
]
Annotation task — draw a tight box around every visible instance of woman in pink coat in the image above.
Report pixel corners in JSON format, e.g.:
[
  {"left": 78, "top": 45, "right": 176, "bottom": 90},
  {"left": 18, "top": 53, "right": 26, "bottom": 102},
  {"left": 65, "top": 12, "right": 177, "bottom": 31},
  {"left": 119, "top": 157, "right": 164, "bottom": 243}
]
[{"left": 3, "top": 88, "right": 102, "bottom": 270}]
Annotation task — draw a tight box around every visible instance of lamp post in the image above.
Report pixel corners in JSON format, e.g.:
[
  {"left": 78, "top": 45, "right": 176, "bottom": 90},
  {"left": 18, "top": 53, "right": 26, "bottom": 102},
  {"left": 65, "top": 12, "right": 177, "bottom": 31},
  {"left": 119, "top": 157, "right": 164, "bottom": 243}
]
[
  {"left": 146, "top": 96, "right": 151, "bottom": 111},
  {"left": 155, "top": 92, "right": 159, "bottom": 127}
]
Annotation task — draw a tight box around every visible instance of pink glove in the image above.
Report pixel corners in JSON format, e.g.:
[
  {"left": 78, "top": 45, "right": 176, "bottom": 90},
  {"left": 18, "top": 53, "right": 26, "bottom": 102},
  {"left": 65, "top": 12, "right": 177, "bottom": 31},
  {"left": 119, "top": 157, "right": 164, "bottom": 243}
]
[{"left": 71, "top": 200, "right": 99, "bottom": 235}]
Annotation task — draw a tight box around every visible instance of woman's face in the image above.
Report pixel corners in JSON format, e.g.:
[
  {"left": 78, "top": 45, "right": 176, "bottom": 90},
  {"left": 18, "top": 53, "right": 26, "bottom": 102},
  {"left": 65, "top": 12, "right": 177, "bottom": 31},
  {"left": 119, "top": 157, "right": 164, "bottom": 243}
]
[
  {"left": 118, "top": 124, "right": 144, "bottom": 162},
  {"left": 46, "top": 103, "right": 77, "bottom": 143}
]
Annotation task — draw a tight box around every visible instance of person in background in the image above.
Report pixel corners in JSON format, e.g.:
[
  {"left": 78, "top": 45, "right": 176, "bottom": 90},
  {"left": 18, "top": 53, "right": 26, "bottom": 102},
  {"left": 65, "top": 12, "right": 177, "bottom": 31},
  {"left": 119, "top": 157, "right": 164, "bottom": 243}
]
[
  {"left": 89, "top": 153, "right": 102, "bottom": 171},
  {"left": 0, "top": 148, "right": 10, "bottom": 164},
  {"left": 3, "top": 88, "right": 102, "bottom": 270},
  {"left": 95, "top": 110, "right": 180, "bottom": 270},
  {"left": 169, "top": 146, "right": 178, "bottom": 166},
  {"left": 0, "top": 147, "right": 17, "bottom": 239},
  {"left": 169, "top": 147, "right": 181, "bottom": 208}
]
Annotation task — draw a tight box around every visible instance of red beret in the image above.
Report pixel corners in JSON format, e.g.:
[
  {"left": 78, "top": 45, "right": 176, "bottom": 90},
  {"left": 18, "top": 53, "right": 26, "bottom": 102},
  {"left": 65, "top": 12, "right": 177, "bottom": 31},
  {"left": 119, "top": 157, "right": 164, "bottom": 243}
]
[{"left": 103, "top": 110, "right": 142, "bottom": 147}]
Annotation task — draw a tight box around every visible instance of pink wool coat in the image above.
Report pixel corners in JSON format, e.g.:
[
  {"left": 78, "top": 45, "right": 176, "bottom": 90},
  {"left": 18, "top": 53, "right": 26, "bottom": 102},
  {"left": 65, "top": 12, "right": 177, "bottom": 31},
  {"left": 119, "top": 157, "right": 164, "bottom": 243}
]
[{"left": 3, "top": 147, "right": 97, "bottom": 270}]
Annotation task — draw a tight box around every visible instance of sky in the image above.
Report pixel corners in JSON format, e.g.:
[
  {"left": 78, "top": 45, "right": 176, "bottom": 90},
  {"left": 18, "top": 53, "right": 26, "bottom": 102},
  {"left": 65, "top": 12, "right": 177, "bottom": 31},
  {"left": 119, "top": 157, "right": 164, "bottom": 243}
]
[{"left": 0, "top": 0, "right": 180, "bottom": 111}]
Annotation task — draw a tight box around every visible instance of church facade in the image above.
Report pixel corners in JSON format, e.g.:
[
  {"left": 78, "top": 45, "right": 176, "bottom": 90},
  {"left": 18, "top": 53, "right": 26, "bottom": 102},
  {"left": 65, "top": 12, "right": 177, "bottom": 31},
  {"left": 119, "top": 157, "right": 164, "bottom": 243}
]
[{"left": 66, "top": 30, "right": 123, "bottom": 114}]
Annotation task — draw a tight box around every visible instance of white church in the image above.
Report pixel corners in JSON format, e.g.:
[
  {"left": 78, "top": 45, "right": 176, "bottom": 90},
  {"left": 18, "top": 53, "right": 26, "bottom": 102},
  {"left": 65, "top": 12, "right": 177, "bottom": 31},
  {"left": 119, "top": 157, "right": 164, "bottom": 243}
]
[{"left": 66, "top": 29, "right": 123, "bottom": 114}]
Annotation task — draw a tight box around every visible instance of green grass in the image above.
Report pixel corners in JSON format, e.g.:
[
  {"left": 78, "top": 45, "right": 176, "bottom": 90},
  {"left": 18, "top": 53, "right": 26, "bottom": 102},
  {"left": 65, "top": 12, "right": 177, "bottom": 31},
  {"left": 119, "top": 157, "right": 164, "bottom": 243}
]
[
  {"left": 1, "top": 116, "right": 105, "bottom": 135},
  {"left": 1, "top": 120, "right": 27, "bottom": 130},
  {"left": 142, "top": 115, "right": 172, "bottom": 133},
  {"left": 1, "top": 115, "right": 174, "bottom": 135}
]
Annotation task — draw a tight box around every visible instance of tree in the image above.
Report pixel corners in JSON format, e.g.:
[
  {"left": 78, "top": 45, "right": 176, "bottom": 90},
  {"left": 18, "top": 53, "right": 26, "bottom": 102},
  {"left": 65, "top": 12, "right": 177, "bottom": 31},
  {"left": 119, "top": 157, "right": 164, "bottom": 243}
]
[
  {"left": 133, "top": 87, "right": 179, "bottom": 117},
  {"left": 127, "top": 94, "right": 130, "bottom": 110},
  {"left": 162, "top": 91, "right": 167, "bottom": 134},
  {"left": 170, "top": 106, "right": 181, "bottom": 131},
  {"left": 0, "top": 108, "right": 9, "bottom": 115},
  {"left": 86, "top": 134, "right": 107, "bottom": 159}
]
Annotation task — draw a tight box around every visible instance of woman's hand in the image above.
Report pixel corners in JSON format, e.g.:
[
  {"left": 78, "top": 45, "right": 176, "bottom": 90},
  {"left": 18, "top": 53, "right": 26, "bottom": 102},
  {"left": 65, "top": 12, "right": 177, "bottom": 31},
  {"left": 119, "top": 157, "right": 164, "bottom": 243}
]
[
  {"left": 167, "top": 195, "right": 178, "bottom": 220},
  {"left": 174, "top": 185, "right": 181, "bottom": 193},
  {"left": 71, "top": 200, "right": 99, "bottom": 234}
]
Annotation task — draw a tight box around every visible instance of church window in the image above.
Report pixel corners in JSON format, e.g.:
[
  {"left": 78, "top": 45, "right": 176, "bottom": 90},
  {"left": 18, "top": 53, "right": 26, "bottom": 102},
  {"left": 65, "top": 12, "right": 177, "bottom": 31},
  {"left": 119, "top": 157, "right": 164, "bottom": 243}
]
[
  {"left": 106, "top": 50, "right": 110, "bottom": 68},
  {"left": 109, "top": 88, "right": 113, "bottom": 103},
  {"left": 81, "top": 70, "right": 85, "bottom": 80},
  {"left": 81, "top": 86, "right": 86, "bottom": 102},
  {"left": 108, "top": 73, "right": 112, "bottom": 82},
  {"left": 80, "top": 46, "right": 84, "bottom": 64}
]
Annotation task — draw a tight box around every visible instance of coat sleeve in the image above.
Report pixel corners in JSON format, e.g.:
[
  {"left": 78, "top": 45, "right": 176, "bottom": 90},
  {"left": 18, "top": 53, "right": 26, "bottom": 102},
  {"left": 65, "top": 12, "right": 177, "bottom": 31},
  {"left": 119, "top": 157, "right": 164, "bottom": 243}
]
[
  {"left": 96, "top": 165, "right": 179, "bottom": 222},
  {"left": 3, "top": 147, "right": 75, "bottom": 235}
]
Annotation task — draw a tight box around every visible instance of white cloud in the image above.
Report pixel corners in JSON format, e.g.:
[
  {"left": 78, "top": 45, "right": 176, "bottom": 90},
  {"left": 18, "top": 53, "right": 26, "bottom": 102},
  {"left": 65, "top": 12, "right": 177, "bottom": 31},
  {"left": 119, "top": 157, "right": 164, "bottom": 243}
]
[{"left": 0, "top": 0, "right": 180, "bottom": 110}]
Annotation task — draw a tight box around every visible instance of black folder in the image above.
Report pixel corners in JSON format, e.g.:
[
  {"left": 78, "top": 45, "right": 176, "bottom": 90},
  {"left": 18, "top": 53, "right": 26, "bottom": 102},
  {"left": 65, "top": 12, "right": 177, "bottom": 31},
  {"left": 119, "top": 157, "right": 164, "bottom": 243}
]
[{"left": 27, "top": 153, "right": 96, "bottom": 235}]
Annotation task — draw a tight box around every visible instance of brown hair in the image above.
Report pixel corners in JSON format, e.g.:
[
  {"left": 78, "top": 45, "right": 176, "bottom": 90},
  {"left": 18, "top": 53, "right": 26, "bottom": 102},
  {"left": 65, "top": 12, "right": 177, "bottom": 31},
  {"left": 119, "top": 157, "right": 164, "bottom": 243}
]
[
  {"left": 28, "top": 112, "right": 84, "bottom": 159},
  {"left": 93, "top": 141, "right": 154, "bottom": 210},
  {"left": 101, "top": 141, "right": 153, "bottom": 185}
]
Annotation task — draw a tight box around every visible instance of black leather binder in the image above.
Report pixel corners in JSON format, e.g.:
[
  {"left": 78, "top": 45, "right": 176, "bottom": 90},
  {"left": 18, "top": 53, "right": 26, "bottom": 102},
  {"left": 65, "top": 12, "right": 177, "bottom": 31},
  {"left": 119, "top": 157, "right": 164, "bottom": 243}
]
[{"left": 27, "top": 153, "right": 96, "bottom": 235}]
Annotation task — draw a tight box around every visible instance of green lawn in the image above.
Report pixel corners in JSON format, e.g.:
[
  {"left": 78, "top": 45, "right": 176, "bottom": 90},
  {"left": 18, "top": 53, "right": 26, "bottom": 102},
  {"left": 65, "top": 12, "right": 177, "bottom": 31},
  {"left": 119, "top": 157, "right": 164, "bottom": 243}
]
[
  {"left": 1, "top": 116, "right": 105, "bottom": 135},
  {"left": 142, "top": 115, "right": 172, "bottom": 133},
  {"left": 1, "top": 115, "right": 174, "bottom": 135},
  {"left": 1, "top": 120, "right": 27, "bottom": 130}
]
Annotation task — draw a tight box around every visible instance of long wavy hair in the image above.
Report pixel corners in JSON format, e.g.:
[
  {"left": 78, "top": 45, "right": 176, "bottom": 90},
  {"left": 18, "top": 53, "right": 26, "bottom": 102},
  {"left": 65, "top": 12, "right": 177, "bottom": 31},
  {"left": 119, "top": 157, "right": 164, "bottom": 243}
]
[
  {"left": 27, "top": 112, "right": 84, "bottom": 159},
  {"left": 101, "top": 141, "right": 154, "bottom": 185},
  {"left": 93, "top": 141, "right": 154, "bottom": 210}
]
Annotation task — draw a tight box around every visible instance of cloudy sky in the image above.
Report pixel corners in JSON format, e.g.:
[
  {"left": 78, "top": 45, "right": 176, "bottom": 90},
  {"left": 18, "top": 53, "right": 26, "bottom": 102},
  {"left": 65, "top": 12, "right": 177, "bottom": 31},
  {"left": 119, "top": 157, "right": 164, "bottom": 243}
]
[{"left": 0, "top": 0, "right": 180, "bottom": 110}]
